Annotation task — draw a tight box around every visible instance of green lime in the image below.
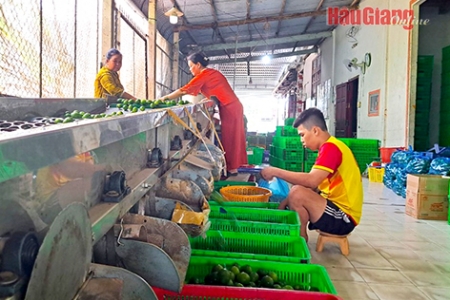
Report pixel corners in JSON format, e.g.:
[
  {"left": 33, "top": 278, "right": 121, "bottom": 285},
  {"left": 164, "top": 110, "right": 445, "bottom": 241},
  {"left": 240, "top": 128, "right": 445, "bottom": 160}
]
[
  {"left": 247, "top": 281, "right": 256, "bottom": 287},
  {"left": 116, "top": 111, "right": 123, "bottom": 115},
  {"left": 273, "top": 284, "right": 282, "bottom": 289},
  {"left": 116, "top": 103, "right": 122, "bottom": 108},
  {"left": 284, "top": 285, "right": 294, "bottom": 290},
  {"left": 63, "top": 117, "right": 74, "bottom": 123},
  {"left": 260, "top": 275, "right": 274, "bottom": 288},
  {"left": 236, "top": 272, "right": 250, "bottom": 285},
  {"left": 54, "top": 118, "right": 63, "bottom": 124},
  {"left": 293, "top": 284, "right": 302, "bottom": 290},
  {"left": 132, "top": 107, "right": 138, "bottom": 113},
  {"left": 250, "top": 271, "right": 259, "bottom": 283},
  {"left": 234, "top": 282, "right": 244, "bottom": 287},
  {"left": 227, "top": 279, "right": 234, "bottom": 286},
  {"left": 212, "top": 264, "right": 224, "bottom": 273},
  {"left": 228, "top": 270, "right": 235, "bottom": 281},
  {"left": 218, "top": 269, "right": 231, "bottom": 285},
  {"left": 257, "top": 269, "right": 268, "bottom": 278},
  {"left": 240, "top": 265, "right": 252, "bottom": 275},
  {"left": 232, "top": 263, "right": 241, "bottom": 270},
  {"left": 230, "top": 266, "right": 240, "bottom": 276},
  {"left": 268, "top": 271, "right": 278, "bottom": 283},
  {"left": 139, "top": 106, "right": 145, "bottom": 111},
  {"left": 82, "top": 113, "right": 92, "bottom": 119}
]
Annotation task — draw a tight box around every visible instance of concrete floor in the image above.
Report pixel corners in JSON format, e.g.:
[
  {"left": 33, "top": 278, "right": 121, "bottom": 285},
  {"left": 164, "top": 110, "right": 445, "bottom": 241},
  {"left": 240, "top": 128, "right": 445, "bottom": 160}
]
[{"left": 307, "top": 179, "right": 450, "bottom": 300}]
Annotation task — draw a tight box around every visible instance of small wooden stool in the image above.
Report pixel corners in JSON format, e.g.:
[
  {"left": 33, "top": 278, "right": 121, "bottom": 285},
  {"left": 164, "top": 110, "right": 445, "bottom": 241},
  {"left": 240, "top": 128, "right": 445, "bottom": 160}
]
[{"left": 316, "top": 231, "right": 350, "bottom": 256}]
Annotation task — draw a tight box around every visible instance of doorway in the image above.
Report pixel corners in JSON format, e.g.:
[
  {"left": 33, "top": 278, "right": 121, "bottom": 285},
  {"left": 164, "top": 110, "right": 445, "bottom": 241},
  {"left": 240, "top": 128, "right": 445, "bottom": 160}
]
[{"left": 335, "top": 77, "right": 359, "bottom": 138}]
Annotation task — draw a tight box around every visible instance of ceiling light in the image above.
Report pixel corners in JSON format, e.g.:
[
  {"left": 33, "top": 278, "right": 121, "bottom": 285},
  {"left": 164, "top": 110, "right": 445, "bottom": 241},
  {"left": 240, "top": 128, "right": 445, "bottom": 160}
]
[
  {"left": 164, "top": 6, "right": 184, "bottom": 25},
  {"left": 262, "top": 54, "right": 271, "bottom": 64}
]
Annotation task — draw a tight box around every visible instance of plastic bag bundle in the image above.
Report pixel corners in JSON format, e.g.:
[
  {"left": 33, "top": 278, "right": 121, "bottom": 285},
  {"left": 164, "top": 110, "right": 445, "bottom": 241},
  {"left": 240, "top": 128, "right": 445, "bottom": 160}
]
[
  {"left": 404, "top": 156, "right": 431, "bottom": 174},
  {"left": 394, "top": 168, "right": 407, "bottom": 187},
  {"left": 392, "top": 181, "right": 404, "bottom": 197},
  {"left": 429, "top": 157, "right": 450, "bottom": 175},
  {"left": 391, "top": 150, "right": 411, "bottom": 165}
]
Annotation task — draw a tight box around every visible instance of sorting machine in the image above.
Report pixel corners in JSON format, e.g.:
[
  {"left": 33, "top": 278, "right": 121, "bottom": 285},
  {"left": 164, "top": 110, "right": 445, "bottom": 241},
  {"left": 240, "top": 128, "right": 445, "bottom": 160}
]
[{"left": 0, "top": 97, "right": 221, "bottom": 299}]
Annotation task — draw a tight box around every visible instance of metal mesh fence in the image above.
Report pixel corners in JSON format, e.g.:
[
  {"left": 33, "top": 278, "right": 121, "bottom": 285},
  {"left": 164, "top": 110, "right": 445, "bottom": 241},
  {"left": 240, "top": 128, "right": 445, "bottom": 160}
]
[
  {"left": 41, "top": 0, "right": 75, "bottom": 97},
  {"left": 1, "top": 0, "right": 177, "bottom": 100},
  {"left": 0, "top": 0, "right": 41, "bottom": 97},
  {"left": 76, "top": 0, "right": 100, "bottom": 98},
  {"left": 0, "top": 0, "right": 100, "bottom": 98},
  {"left": 118, "top": 15, "right": 147, "bottom": 99}
]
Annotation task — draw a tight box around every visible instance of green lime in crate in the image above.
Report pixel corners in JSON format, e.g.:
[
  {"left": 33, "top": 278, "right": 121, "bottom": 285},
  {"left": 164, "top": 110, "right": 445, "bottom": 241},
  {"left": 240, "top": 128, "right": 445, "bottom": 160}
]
[
  {"left": 209, "top": 201, "right": 280, "bottom": 209},
  {"left": 209, "top": 216, "right": 300, "bottom": 236},
  {"left": 209, "top": 206, "right": 299, "bottom": 225},
  {"left": 190, "top": 230, "right": 310, "bottom": 263},
  {"left": 186, "top": 256, "right": 336, "bottom": 294}
]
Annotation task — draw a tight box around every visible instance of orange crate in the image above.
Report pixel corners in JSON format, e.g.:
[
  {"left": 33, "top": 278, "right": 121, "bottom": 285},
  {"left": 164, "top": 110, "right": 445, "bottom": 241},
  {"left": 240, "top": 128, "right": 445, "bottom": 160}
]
[{"left": 220, "top": 186, "right": 272, "bottom": 202}]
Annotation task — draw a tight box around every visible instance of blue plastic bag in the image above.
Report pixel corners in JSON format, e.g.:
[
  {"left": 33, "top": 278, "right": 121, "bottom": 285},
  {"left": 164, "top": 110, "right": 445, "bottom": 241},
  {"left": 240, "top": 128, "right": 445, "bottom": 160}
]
[{"left": 258, "top": 177, "right": 290, "bottom": 203}]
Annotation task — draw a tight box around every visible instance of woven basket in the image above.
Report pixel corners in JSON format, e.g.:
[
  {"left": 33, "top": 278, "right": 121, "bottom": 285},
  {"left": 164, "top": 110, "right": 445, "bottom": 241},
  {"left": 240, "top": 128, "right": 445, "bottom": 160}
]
[{"left": 219, "top": 186, "right": 272, "bottom": 203}]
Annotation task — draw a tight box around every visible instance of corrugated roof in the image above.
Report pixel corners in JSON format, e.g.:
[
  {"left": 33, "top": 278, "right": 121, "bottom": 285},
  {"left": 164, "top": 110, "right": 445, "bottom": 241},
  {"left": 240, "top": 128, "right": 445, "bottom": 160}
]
[{"left": 134, "top": 0, "right": 359, "bottom": 89}]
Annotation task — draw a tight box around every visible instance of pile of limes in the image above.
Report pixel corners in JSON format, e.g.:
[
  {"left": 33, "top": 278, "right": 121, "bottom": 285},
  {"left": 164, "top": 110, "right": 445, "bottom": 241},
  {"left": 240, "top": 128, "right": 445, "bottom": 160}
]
[
  {"left": 116, "top": 98, "right": 189, "bottom": 112},
  {"left": 52, "top": 110, "right": 123, "bottom": 124},
  {"left": 187, "top": 263, "right": 311, "bottom": 291}
]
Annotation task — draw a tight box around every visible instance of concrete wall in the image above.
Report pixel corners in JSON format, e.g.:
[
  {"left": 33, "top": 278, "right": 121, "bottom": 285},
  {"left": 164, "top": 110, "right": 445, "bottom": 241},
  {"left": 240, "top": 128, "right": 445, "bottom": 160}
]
[
  {"left": 308, "top": 0, "right": 419, "bottom": 147},
  {"left": 418, "top": 6, "right": 450, "bottom": 146}
]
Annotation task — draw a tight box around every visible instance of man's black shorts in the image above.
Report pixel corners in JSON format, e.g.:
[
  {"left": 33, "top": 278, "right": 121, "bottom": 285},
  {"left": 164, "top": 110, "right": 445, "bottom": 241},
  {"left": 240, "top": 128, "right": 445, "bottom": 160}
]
[{"left": 308, "top": 200, "right": 356, "bottom": 235}]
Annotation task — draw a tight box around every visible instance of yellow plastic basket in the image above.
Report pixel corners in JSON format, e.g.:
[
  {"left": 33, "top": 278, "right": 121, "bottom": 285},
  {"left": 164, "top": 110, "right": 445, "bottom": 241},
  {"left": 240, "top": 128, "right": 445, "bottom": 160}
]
[
  {"left": 219, "top": 186, "right": 272, "bottom": 203},
  {"left": 368, "top": 167, "right": 385, "bottom": 183}
]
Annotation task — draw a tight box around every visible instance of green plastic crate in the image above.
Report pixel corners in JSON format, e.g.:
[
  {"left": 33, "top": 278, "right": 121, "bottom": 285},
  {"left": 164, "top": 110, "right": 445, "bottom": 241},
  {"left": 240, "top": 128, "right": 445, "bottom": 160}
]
[
  {"left": 275, "top": 126, "right": 298, "bottom": 137},
  {"left": 305, "top": 150, "right": 318, "bottom": 163},
  {"left": 209, "top": 218, "right": 300, "bottom": 236},
  {"left": 284, "top": 117, "right": 295, "bottom": 126},
  {"left": 348, "top": 139, "right": 380, "bottom": 153},
  {"left": 209, "top": 201, "right": 280, "bottom": 209},
  {"left": 272, "top": 136, "right": 302, "bottom": 149},
  {"left": 186, "top": 256, "right": 336, "bottom": 294},
  {"left": 270, "top": 145, "right": 303, "bottom": 161},
  {"left": 247, "top": 147, "right": 265, "bottom": 165},
  {"left": 209, "top": 206, "right": 299, "bottom": 225},
  {"left": 213, "top": 181, "right": 256, "bottom": 192},
  {"left": 269, "top": 156, "right": 302, "bottom": 171},
  {"left": 190, "top": 230, "right": 310, "bottom": 263}
]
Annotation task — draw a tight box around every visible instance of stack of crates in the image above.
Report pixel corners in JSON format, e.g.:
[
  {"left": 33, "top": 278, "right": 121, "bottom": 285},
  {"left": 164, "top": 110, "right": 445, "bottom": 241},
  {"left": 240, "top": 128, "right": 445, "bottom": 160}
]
[
  {"left": 269, "top": 125, "right": 303, "bottom": 171},
  {"left": 347, "top": 139, "right": 380, "bottom": 172},
  {"left": 440, "top": 46, "right": 450, "bottom": 146},
  {"left": 415, "top": 55, "right": 433, "bottom": 151},
  {"left": 179, "top": 197, "right": 339, "bottom": 297},
  {"left": 304, "top": 149, "right": 318, "bottom": 172},
  {"left": 302, "top": 138, "right": 379, "bottom": 173}
]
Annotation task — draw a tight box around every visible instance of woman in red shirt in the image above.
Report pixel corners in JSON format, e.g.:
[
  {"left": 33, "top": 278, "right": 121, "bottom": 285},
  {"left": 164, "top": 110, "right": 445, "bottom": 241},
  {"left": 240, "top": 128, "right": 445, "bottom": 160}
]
[{"left": 162, "top": 52, "right": 247, "bottom": 175}]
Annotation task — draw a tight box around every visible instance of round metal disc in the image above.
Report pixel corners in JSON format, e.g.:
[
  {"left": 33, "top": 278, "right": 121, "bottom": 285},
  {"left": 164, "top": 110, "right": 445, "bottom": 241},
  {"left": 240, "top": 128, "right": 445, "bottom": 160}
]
[{"left": 25, "top": 203, "right": 92, "bottom": 300}]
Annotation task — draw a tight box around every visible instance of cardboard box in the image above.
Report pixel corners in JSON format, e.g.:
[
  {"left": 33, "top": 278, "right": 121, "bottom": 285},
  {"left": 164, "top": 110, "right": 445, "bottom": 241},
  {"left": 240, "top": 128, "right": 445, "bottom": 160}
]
[
  {"left": 406, "top": 174, "right": 450, "bottom": 195},
  {"left": 405, "top": 190, "right": 449, "bottom": 220}
]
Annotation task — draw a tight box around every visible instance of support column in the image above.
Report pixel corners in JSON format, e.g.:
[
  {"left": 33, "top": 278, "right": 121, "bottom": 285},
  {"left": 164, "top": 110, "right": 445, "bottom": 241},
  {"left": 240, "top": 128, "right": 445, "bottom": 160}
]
[
  {"left": 172, "top": 31, "right": 180, "bottom": 90},
  {"left": 147, "top": 0, "right": 157, "bottom": 99},
  {"left": 101, "top": 0, "right": 114, "bottom": 66}
]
